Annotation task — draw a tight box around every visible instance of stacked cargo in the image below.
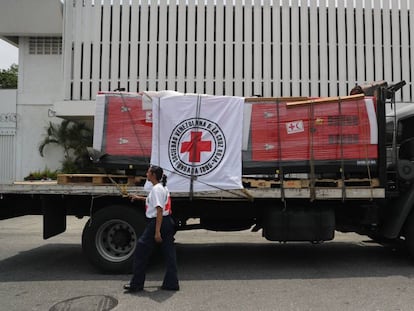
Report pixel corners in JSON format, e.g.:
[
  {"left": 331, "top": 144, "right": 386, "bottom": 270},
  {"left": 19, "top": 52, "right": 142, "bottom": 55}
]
[
  {"left": 243, "top": 95, "right": 378, "bottom": 177},
  {"left": 91, "top": 92, "right": 378, "bottom": 180}
]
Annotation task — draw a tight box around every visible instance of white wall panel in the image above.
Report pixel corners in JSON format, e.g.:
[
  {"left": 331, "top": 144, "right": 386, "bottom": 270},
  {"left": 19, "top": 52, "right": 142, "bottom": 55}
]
[
  {"left": 253, "top": 0, "right": 262, "bottom": 96},
  {"left": 147, "top": 0, "right": 158, "bottom": 91},
  {"left": 100, "top": 0, "right": 111, "bottom": 92},
  {"left": 400, "top": 0, "right": 410, "bottom": 102},
  {"left": 0, "top": 89, "right": 17, "bottom": 183},
  {"left": 364, "top": 0, "right": 374, "bottom": 83},
  {"left": 234, "top": 1, "right": 243, "bottom": 96},
  {"left": 205, "top": 0, "right": 215, "bottom": 94},
  {"left": 129, "top": 0, "right": 139, "bottom": 92},
  {"left": 186, "top": 1, "right": 196, "bottom": 93},
  {"left": 0, "top": 133, "right": 15, "bottom": 184},
  {"left": 81, "top": 1, "right": 92, "bottom": 99},
  {"left": 71, "top": 1, "right": 82, "bottom": 100},
  {"left": 63, "top": 0, "right": 74, "bottom": 100},
  {"left": 309, "top": 1, "right": 318, "bottom": 96},
  {"left": 244, "top": 1, "right": 253, "bottom": 97},
  {"left": 373, "top": 0, "right": 383, "bottom": 83},
  {"left": 138, "top": 0, "right": 149, "bottom": 91},
  {"left": 176, "top": 1, "right": 186, "bottom": 92},
  {"left": 291, "top": 0, "right": 300, "bottom": 97},
  {"left": 63, "top": 0, "right": 413, "bottom": 102},
  {"left": 354, "top": 0, "right": 365, "bottom": 84},
  {"left": 224, "top": 2, "right": 234, "bottom": 95},
  {"left": 281, "top": 0, "right": 290, "bottom": 96},
  {"left": 262, "top": 0, "right": 272, "bottom": 97},
  {"left": 91, "top": 0, "right": 102, "bottom": 96},
  {"left": 410, "top": 1, "right": 414, "bottom": 101},
  {"left": 382, "top": 0, "right": 392, "bottom": 90},
  {"left": 391, "top": 0, "right": 402, "bottom": 102},
  {"left": 157, "top": 0, "right": 168, "bottom": 91},
  {"left": 215, "top": 0, "right": 224, "bottom": 95},
  {"left": 119, "top": 1, "right": 130, "bottom": 91},
  {"left": 334, "top": 1, "right": 347, "bottom": 96},
  {"left": 272, "top": 3, "right": 281, "bottom": 97},
  {"left": 319, "top": 0, "right": 328, "bottom": 97},
  {"left": 346, "top": 0, "right": 356, "bottom": 90},
  {"left": 300, "top": 0, "right": 309, "bottom": 96},
  {"left": 110, "top": 1, "right": 121, "bottom": 91},
  {"left": 195, "top": 1, "right": 205, "bottom": 94}
]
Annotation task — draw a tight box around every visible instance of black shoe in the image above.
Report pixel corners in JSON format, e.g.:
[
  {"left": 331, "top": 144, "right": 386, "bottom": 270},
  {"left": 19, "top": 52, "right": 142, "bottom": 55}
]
[
  {"left": 123, "top": 284, "right": 143, "bottom": 293},
  {"left": 161, "top": 285, "right": 180, "bottom": 291}
]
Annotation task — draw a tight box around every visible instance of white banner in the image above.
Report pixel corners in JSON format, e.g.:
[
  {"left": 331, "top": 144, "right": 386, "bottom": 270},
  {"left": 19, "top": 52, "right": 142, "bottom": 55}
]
[{"left": 149, "top": 94, "right": 244, "bottom": 192}]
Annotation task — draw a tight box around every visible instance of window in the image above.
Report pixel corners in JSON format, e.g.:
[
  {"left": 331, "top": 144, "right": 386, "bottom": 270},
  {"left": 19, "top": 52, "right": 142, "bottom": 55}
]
[
  {"left": 29, "top": 37, "right": 62, "bottom": 55},
  {"left": 398, "top": 116, "right": 414, "bottom": 144}
]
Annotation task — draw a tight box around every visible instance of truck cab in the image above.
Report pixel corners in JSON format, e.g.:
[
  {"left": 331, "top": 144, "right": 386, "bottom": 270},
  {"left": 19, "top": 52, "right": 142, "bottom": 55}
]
[{"left": 386, "top": 105, "right": 414, "bottom": 183}]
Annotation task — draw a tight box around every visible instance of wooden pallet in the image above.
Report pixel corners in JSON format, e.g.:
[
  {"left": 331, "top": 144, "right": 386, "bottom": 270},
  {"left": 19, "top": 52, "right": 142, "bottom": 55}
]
[
  {"left": 56, "top": 174, "right": 379, "bottom": 189},
  {"left": 242, "top": 179, "right": 309, "bottom": 189},
  {"left": 57, "top": 174, "right": 145, "bottom": 186},
  {"left": 242, "top": 177, "right": 380, "bottom": 189}
]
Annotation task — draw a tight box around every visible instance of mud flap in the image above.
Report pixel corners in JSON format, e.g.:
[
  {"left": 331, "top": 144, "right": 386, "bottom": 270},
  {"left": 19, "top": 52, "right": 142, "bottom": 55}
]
[{"left": 42, "top": 195, "right": 66, "bottom": 239}]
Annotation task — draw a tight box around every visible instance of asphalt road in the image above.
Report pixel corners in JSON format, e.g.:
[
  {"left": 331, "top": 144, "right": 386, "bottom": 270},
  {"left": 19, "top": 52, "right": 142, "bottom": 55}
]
[{"left": 1, "top": 216, "right": 414, "bottom": 311}]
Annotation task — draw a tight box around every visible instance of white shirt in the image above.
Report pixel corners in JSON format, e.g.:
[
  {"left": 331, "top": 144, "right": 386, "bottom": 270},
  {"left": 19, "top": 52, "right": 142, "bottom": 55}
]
[{"left": 145, "top": 183, "right": 171, "bottom": 218}]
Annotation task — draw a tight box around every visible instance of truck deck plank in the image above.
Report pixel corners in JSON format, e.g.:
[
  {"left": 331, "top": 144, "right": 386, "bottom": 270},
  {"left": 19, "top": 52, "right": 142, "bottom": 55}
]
[{"left": 0, "top": 183, "right": 385, "bottom": 200}]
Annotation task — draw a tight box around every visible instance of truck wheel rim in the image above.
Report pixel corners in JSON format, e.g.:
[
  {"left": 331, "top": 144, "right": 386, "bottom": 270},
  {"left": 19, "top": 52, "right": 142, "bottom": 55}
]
[{"left": 95, "top": 219, "right": 137, "bottom": 263}]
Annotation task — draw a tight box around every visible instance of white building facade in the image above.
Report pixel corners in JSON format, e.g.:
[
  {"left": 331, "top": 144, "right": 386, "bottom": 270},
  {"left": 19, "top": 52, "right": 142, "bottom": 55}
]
[{"left": 0, "top": 0, "right": 413, "bottom": 182}]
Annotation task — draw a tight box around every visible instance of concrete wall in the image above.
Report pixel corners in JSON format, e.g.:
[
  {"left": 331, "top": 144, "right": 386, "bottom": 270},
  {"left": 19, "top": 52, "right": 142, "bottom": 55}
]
[
  {"left": 15, "top": 37, "right": 64, "bottom": 180},
  {"left": 0, "top": 0, "right": 62, "bottom": 36},
  {"left": 0, "top": 89, "right": 17, "bottom": 183},
  {"left": 0, "top": 89, "right": 17, "bottom": 116}
]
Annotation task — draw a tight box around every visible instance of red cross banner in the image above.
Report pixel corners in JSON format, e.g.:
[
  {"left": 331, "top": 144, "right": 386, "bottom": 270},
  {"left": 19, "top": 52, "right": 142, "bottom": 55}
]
[{"left": 148, "top": 94, "right": 244, "bottom": 192}]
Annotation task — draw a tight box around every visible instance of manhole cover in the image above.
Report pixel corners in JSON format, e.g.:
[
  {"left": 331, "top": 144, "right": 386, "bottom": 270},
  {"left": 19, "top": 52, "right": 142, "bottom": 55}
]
[{"left": 49, "top": 295, "right": 118, "bottom": 311}]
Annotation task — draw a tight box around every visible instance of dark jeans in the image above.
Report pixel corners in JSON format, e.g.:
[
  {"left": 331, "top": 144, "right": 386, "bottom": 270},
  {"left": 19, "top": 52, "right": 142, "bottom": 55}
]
[{"left": 130, "top": 215, "right": 179, "bottom": 289}]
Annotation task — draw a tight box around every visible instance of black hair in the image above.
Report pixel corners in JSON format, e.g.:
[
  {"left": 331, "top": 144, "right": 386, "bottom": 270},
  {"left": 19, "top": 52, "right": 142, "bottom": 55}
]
[{"left": 150, "top": 165, "right": 167, "bottom": 186}]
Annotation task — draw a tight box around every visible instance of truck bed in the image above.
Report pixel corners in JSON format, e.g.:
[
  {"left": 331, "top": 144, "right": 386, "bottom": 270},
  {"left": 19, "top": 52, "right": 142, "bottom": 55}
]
[{"left": 0, "top": 179, "right": 385, "bottom": 200}]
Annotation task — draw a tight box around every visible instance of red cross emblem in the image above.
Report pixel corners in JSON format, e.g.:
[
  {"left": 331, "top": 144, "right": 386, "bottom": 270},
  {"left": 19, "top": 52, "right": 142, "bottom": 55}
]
[
  {"left": 286, "top": 120, "right": 304, "bottom": 134},
  {"left": 180, "top": 131, "right": 212, "bottom": 162}
]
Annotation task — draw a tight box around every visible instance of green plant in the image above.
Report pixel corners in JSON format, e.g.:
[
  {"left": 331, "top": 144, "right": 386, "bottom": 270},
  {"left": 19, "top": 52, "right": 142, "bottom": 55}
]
[
  {"left": 24, "top": 168, "right": 58, "bottom": 181},
  {"left": 38, "top": 120, "right": 96, "bottom": 173},
  {"left": 0, "top": 64, "right": 18, "bottom": 89}
]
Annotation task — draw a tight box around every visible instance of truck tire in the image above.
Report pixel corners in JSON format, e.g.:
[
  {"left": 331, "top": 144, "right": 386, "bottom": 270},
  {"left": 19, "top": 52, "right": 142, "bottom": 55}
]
[{"left": 82, "top": 205, "right": 145, "bottom": 273}]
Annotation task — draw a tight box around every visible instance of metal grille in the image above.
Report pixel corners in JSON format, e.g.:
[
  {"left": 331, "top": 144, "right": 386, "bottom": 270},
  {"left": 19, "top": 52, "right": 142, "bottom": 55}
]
[
  {"left": 0, "top": 131, "right": 16, "bottom": 184},
  {"left": 63, "top": 0, "right": 413, "bottom": 102}
]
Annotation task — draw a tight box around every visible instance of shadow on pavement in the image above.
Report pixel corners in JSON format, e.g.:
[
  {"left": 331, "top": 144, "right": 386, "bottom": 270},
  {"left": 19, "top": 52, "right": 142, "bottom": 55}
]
[{"left": 0, "top": 239, "right": 413, "bottom": 283}]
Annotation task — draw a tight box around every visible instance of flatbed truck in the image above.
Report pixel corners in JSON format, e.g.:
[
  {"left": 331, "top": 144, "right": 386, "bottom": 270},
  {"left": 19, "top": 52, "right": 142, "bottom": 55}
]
[{"left": 1, "top": 83, "right": 414, "bottom": 273}]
